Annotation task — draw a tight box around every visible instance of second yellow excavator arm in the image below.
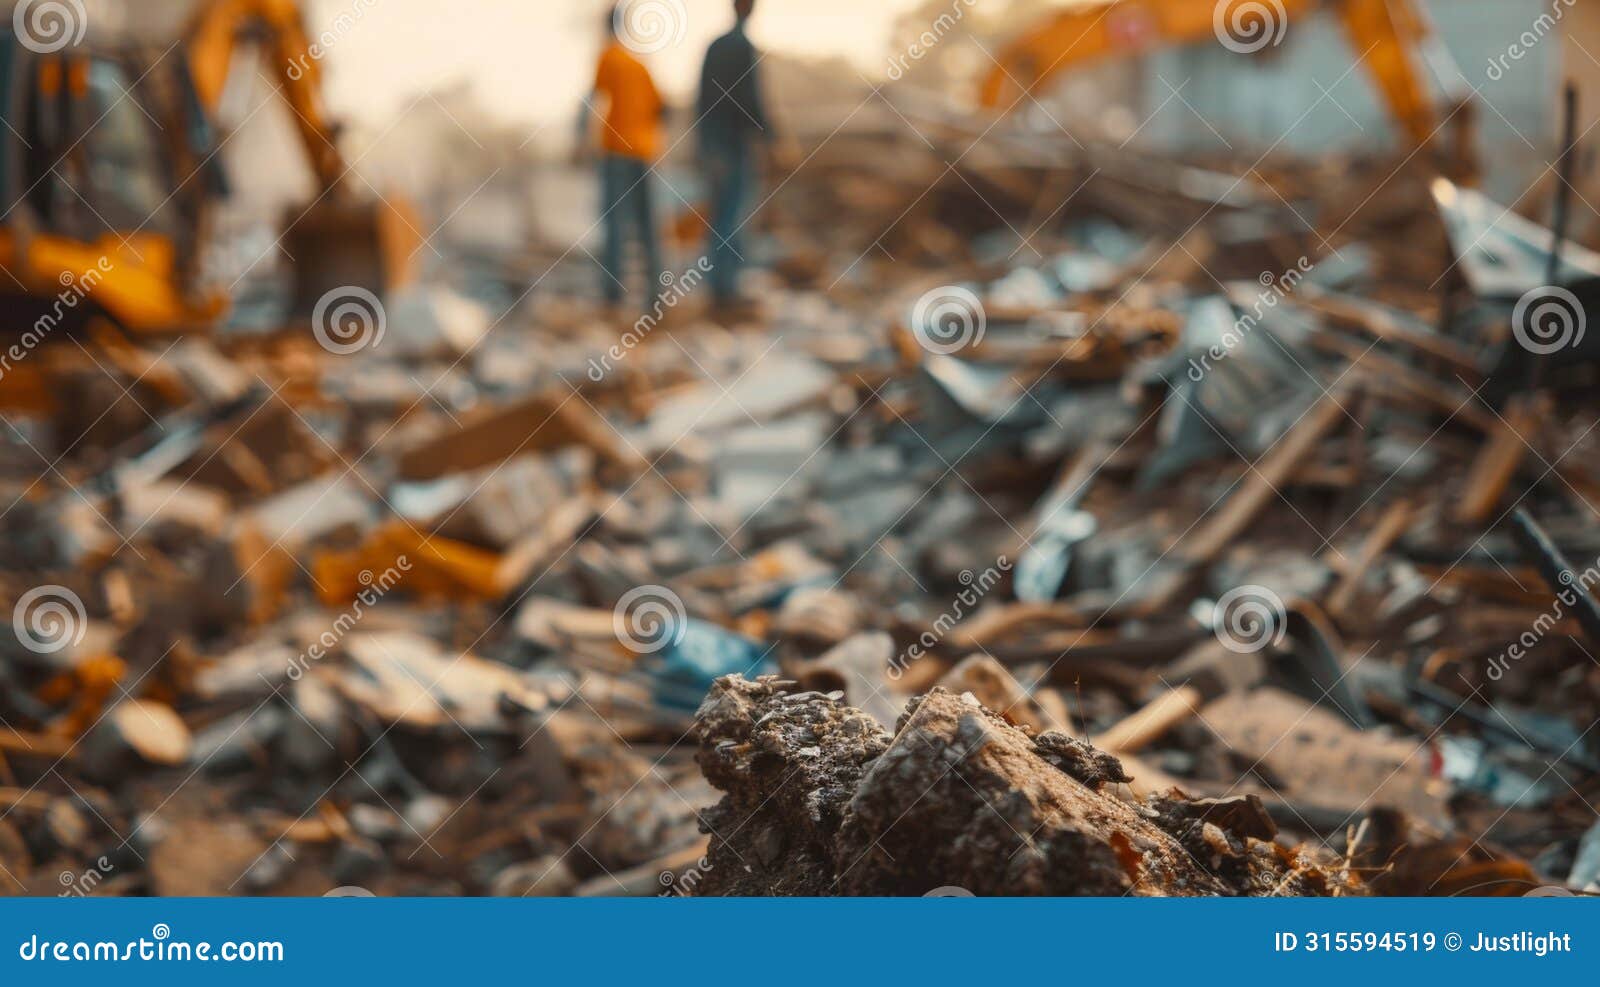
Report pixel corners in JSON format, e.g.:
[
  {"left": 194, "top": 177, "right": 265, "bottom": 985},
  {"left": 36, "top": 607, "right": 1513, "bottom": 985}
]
[
  {"left": 185, "top": 0, "right": 348, "bottom": 194},
  {"left": 980, "top": 0, "right": 1467, "bottom": 171}
]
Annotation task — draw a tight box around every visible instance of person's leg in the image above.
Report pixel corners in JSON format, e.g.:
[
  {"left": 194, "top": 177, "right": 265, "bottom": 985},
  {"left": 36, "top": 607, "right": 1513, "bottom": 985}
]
[
  {"left": 700, "top": 152, "right": 729, "bottom": 301},
  {"left": 630, "top": 158, "right": 665, "bottom": 301},
  {"left": 598, "top": 155, "right": 626, "bottom": 305},
  {"left": 705, "top": 144, "right": 748, "bottom": 303},
  {"left": 722, "top": 147, "right": 751, "bottom": 299}
]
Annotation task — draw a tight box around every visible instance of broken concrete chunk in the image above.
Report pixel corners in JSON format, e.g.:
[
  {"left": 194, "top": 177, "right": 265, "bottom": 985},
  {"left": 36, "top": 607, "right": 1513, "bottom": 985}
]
[
  {"left": 491, "top": 856, "right": 577, "bottom": 897},
  {"left": 693, "top": 675, "right": 892, "bottom": 895},
  {"left": 834, "top": 689, "right": 1225, "bottom": 896},
  {"left": 936, "top": 653, "right": 1055, "bottom": 733},
  {"left": 333, "top": 632, "right": 547, "bottom": 732},
  {"left": 147, "top": 813, "right": 270, "bottom": 897},
  {"left": 1204, "top": 687, "right": 1448, "bottom": 830},
  {"left": 1032, "top": 729, "right": 1134, "bottom": 790},
  {"left": 692, "top": 677, "right": 1354, "bottom": 896},
  {"left": 119, "top": 480, "right": 231, "bottom": 536},
  {"left": 641, "top": 354, "right": 834, "bottom": 452},
  {"left": 244, "top": 473, "right": 374, "bottom": 549},
  {"left": 774, "top": 586, "right": 865, "bottom": 649},
  {"left": 83, "top": 700, "right": 194, "bottom": 779},
  {"left": 792, "top": 631, "right": 900, "bottom": 729},
  {"left": 384, "top": 285, "right": 492, "bottom": 355}
]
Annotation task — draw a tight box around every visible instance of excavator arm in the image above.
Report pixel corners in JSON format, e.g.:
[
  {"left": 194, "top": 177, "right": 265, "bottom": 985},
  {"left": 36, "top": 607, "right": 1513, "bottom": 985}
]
[
  {"left": 979, "top": 0, "right": 1261, "bottom": 109},
  {"left": 1333, "top": 0, "right": 1470, "bottom": 156},
  {"left": 182, "top": 0, "right": 418, "bottom": 310},
  {"left": 980, "top": 0, "right": 1472, "bottom": 178},
  {"left": 186, "top": 0, "right": 346, "bottom": 194}
]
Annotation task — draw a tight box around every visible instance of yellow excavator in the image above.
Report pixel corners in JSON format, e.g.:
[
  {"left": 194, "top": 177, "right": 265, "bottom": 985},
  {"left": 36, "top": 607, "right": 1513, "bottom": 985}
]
[
  {"left": 980, "top": 0, "right": 1476, "bottom": 181},
  {"left": 0, "top": 0, "right": 415, "bottom": 342}
]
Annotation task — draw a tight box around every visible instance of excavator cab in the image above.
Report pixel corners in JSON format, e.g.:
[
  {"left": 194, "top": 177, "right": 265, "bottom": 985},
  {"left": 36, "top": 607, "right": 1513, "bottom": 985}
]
[
  {"left": 0, "top": 0, "right": 418, "bottom": 346},
  {"left": 0, "top": 31, "right": 229, "bottom": 337}
]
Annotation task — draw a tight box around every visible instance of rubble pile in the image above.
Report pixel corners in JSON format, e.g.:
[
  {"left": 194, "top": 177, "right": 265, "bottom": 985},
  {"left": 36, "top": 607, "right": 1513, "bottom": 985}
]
[
  {"left": 693, "top": 676, "right": 1353, "bottom": 896},
  {"left": 2, "top": 136, "right": 1599, "bottom": 897}
]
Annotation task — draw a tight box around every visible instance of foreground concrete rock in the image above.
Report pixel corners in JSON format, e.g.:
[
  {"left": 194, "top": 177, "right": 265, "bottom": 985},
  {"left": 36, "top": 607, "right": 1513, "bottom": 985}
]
[{"left": 693, "top": 676, "right": 1357, "bottom": 896}]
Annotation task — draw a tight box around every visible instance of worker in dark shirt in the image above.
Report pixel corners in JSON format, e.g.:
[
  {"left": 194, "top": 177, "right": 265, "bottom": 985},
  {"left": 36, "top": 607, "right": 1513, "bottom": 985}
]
[{"left": 695, "top": 0, "right": 772, "bottom": 313}]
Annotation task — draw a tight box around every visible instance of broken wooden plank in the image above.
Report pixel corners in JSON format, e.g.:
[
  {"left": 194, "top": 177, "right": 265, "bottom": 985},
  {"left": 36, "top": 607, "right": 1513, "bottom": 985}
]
[
  {"left": 1454, "top": 395, "right": 1540, "bottom": 525},
  {"left": 398, "top": 390, "right": 643, "bottom": 480},
  {"left": 1176, "top": 392, "right": 1349, "bottom": 564},
  {"left": 1327, "top": 498, "right": 1416, "bottom": 618}
]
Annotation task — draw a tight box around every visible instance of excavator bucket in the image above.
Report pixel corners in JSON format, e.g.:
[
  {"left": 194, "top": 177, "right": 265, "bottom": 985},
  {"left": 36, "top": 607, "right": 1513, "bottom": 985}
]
[{"left": 283, "top": 194, "right": 422, "bottom": 314}]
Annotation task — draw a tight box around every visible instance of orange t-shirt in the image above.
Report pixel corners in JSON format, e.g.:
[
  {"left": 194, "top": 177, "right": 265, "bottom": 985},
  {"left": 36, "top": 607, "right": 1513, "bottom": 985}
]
[{"left": 593, "top": 42, "right": 663, "bottom": 161}]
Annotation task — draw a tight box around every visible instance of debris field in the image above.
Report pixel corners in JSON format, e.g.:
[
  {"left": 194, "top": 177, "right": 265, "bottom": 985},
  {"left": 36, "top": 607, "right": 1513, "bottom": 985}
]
[{"left": 3, "top": 124, "right": 1600, "bottom": 898}]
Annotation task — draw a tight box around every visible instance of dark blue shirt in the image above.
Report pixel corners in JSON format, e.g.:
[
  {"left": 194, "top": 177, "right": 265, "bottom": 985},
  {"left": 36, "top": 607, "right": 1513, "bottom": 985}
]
[{"left": 696, "top": 22, "right": 771, "bottom": 154}]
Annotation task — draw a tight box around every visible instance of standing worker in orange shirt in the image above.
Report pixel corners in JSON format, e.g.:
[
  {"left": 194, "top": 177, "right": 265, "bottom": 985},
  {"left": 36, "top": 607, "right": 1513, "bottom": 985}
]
[{"left": 579, "top": 6, "right": 667, "bottom": 309}]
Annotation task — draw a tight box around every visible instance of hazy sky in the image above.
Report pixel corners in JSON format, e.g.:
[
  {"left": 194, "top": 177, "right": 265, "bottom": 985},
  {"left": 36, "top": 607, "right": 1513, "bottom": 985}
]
[{"left": 309, "top": 0, "right": 930, "bottom": 128}]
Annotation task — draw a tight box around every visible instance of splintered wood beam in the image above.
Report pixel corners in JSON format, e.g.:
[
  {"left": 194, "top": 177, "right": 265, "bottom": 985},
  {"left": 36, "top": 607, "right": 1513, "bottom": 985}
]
[
  {"left": 1176, "top": 392, "right": 1349, "bottom": 564},
  {"left": 1327, "top": 498, "right": 1416, "bottom": 619},
  {"left": 1454, "top": 395, "right": 1539, "bottom": 525}
]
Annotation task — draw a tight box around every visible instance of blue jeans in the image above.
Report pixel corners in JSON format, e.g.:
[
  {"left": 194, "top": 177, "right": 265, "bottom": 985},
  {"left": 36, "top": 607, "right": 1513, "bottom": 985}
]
[
  {"left": 702, "top": 144, "right": 752, "bottom": 303},
  {"left": 599, "top": 154, "right": 663, "bottom": 304}
]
